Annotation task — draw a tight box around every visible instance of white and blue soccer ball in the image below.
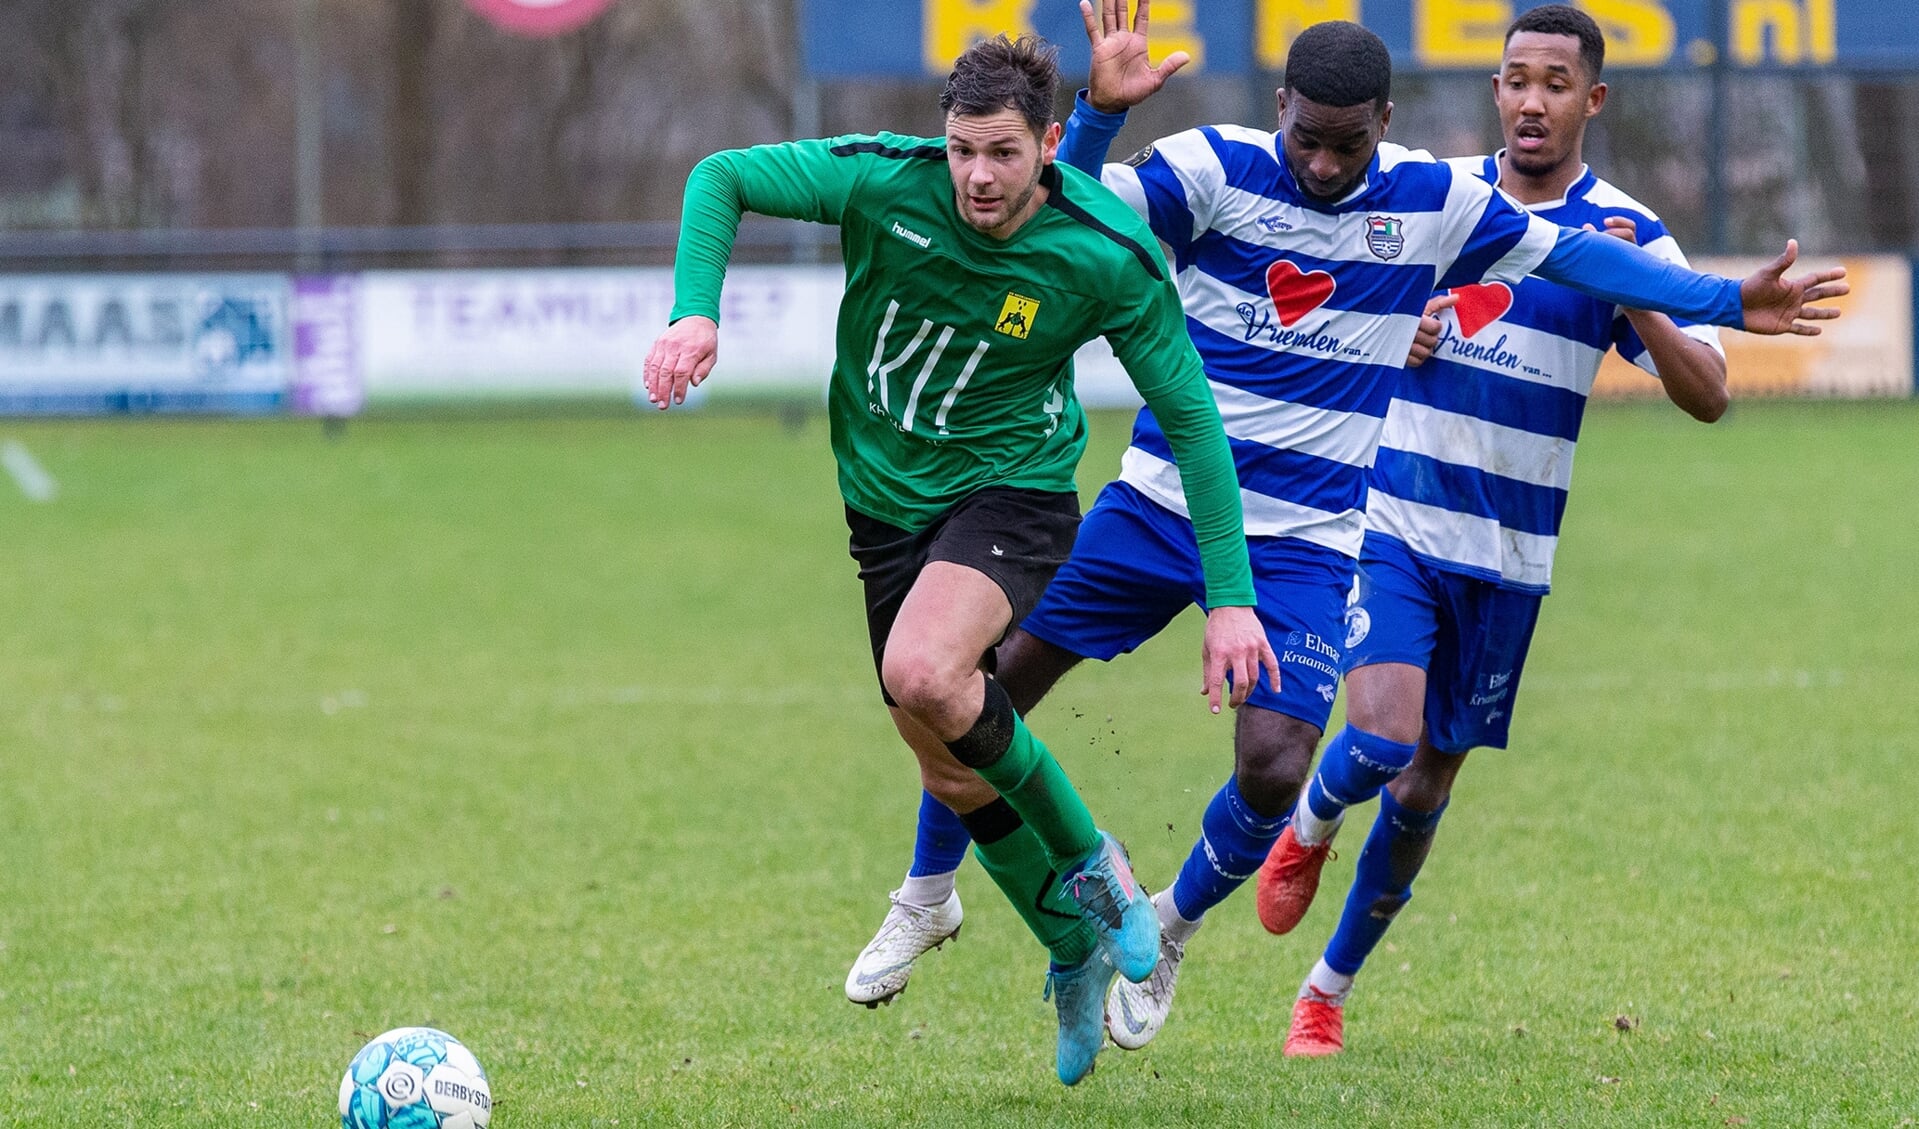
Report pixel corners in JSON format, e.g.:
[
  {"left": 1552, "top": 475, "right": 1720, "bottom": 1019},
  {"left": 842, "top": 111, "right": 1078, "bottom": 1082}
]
[{"left": 339, "top": 1027, "right": 492, "bottom": 1129}]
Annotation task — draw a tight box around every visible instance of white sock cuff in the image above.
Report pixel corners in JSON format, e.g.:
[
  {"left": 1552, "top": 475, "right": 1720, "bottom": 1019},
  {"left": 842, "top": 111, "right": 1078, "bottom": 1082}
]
[
  {"left": 897, "top": 871, "right": 958, "bottom": 908},
  {"left": 1303, "top": 957, "right": 1355, "bottom": 1002},
  {"left": 1154, "top": 887, "right": 1202, "bottom": 941},
  {"left": 1292, "top": 785, "right": 1343, "bottom": 848}
]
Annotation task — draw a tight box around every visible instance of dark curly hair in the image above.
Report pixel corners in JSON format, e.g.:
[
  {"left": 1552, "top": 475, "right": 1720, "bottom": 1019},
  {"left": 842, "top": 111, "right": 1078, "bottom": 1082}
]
[
  {"left": 940, "top": 34, "right": 1060, "bottom": 136},
  {"left": 1506, "top": 4, "right": 1605, "bottom": 82},
  {"left": 1284, "top": 21, "right": 1391, "bottom": 111}
]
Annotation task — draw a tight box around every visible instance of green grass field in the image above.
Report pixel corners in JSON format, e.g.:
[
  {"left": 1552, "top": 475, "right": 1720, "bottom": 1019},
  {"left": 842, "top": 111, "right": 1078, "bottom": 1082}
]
[{"left": 1, "top": 401, "right": 1915, "bottom": 1126}]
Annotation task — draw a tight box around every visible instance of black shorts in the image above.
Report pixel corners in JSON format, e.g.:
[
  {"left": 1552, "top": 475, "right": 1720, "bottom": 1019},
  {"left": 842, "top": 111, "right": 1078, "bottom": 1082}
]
[{"left": 846, "top": 487, "right": 1081, "bottom": 704}]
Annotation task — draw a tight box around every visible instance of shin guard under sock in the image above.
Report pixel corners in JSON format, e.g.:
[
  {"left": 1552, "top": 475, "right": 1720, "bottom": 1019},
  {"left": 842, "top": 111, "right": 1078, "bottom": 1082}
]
[
  {"left": 1171, "top": 775, "right": 1288, "bottom": 921},
  {"left": 1322, "top": 789, "right": 1448, "bottom": 976},
  {"left": 1296, "top": 725, "right": 1419, "bottom": 841},
  {"left": 958, "top": 798, "right": 1098, "bottom": 967}
]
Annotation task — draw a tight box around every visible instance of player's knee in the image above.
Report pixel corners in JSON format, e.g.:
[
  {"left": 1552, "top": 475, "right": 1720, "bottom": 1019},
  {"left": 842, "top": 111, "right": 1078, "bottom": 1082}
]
[
  {"left": 1233, "top": 731, "right": 1316, "bottom": 817},
  {"left": 880, "top": 651, "right": 966, "bottom": 728},
  {"left": 1234, "top": 756, "right": 1307, "bottom": 818}
]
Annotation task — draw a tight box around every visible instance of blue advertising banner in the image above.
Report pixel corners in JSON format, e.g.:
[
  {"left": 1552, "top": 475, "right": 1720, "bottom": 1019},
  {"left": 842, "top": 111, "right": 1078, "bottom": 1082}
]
[
  {"left": 803, "top": 0, "right": 1911, "bottom": 77},
  {"left": 0, "top": 274, "right": 289, "bottom": 415}
]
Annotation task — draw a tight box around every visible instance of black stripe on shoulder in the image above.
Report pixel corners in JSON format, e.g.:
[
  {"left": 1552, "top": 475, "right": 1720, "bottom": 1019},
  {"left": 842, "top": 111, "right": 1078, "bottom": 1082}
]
[
  {"left": 1042, "top": 164, "right": 1163, "bottom": 282},
  {"left": 829, "top": 141, "right": 947, "bottom": 161}
]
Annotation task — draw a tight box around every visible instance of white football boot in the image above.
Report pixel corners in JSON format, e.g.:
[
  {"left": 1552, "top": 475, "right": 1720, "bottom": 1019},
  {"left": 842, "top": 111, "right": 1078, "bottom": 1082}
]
[
  {"left": 844, "top": 888, "right": 963, "bottom": 1007},
  {"left": 1104, "top": 890, "right": 1194, "bottom": 1049}
]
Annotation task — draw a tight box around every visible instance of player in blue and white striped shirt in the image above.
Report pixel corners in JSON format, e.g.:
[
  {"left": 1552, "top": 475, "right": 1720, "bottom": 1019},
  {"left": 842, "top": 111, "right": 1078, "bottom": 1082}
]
[
  {"left": 849, "top": 6, "right": 1846, "bottom": 1063},
  {"left": 1043, "top": 8, "right": 1838, "bottom": 1053},
  {"left": 1256, "top": 5, "right": 1826, "bottom": 1057}
]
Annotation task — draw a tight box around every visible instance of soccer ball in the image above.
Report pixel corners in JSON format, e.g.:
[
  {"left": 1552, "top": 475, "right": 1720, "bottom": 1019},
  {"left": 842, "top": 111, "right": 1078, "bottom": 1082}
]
[{"left": 339, "top": 1027, "right": 492, "bottom": 1129}]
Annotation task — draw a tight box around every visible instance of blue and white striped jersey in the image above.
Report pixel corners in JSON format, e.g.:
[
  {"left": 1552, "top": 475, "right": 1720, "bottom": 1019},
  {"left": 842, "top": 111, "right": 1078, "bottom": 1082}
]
[
  {"left": 1365, "top": 156, "right": 1725, "bottom": 593},
  {"left": 1094, "top": 129, "right": 1562, "bottom": 558}
]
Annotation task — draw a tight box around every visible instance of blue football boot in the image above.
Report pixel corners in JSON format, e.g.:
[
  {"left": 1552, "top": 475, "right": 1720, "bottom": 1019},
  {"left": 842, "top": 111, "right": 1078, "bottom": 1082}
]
[
  {"left": 1059, "top": 830, "right": 1159, "bottom": 983},
  {"left": 1044, "top": 950, "right": 1118, "bottom": 1085}
]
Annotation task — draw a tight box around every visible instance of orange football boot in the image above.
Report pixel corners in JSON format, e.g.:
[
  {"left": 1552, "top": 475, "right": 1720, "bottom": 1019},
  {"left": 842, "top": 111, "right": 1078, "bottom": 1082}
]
[
  {"left": 1255, "top": 824, "right": 1336, "bottom": 935},
  {"left": 1283, "top": 986, "right": 1346, "bottom": 1057}
]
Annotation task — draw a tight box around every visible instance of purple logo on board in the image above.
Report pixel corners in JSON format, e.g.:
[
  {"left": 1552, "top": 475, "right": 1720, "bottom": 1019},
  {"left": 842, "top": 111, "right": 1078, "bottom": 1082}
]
[{"left": 291, "top": 275, "right": 363, "bottom": 417}]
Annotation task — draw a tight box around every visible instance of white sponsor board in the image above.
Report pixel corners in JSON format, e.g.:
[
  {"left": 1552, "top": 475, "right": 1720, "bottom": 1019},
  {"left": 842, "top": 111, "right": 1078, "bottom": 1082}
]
[
  {"left": 358, "top": 267, "right": 841, "bottom": 402},
  {"left": 0, "top": 273, "right": 289, "bottom": 413},
  {"left": 356, "top": 265, "right": 1146, "bottom": 407},
  {"left": 5, "top": 258, "right": 1905, "bottom": 415}
]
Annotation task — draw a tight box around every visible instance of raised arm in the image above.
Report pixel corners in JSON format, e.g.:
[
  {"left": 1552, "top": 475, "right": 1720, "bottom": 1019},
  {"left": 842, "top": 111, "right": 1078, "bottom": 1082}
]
[
  {"left": 1078, "top": 0, "right": 1189, "bottom": 112},
  {"left": 1057, "top": 94, "right": 1128, "bottom": 176},
  {"left": 1057, "top": 0, "right": 1183, "bottom": 175}
]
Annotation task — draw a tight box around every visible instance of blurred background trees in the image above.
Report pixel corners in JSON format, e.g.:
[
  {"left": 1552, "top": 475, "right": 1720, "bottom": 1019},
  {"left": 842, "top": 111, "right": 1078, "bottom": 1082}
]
[{"left": 0, "top": 0, "right": 1912, "bottom": 254}]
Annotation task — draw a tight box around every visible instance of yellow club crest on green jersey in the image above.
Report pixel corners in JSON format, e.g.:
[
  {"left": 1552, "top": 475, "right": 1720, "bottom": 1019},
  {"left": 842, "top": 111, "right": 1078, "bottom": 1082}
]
[{"left": 993, "top": 292, "right": 1039, "bottom": 339}]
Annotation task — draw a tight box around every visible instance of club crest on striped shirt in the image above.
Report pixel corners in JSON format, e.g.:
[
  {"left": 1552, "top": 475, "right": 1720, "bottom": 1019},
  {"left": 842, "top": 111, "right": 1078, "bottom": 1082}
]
[{"left": 1365, "top": 214, "right": 1405, "bottom": 260}]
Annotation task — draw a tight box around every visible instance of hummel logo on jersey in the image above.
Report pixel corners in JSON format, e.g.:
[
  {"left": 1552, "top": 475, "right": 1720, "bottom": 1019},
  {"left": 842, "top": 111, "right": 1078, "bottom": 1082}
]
[
  {"left": 1256, "top": 214, "right": 1294, "bottom": 234},
  {"left": 993, "top": 293, "right": 1039, "bottom": 339},
  {"left": 990, "top": 545, "right": 1005, "bottom": 557},
  {"left": 1365, "top": 214, "right": 1405, "bottom": 260},
  {"left": 890, "top": 221, "right": 931, "bottom": 248}
]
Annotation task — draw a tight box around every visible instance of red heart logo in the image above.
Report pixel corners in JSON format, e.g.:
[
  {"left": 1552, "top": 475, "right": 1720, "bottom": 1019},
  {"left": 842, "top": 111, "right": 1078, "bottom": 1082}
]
[
  {"left": 1265, "top": 260, "right": 1337, "bottom": 328},
  {"left": 1449, "top": 282, "right": 1514, "bottom": 338}
]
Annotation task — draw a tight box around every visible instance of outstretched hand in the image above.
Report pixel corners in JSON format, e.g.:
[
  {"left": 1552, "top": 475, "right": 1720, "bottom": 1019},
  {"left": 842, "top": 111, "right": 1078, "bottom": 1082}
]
[
  {"left": 1201, "top": 605, "right": 1281, "bottom": 714},
  {"left": 1079, "top": 0, "right": 1189, "bottom": 114},
  {"left": 642, "top": 315, "right": 719, "bottom": 410},
  {"left": 1739, "top": 240, "right": 1849, "bottom": 336}
]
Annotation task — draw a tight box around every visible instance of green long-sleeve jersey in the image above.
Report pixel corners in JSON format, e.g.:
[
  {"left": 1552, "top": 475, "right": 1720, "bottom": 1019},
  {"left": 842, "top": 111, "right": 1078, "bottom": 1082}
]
[{"left": 670, "top": 132, "right": 1253, "bottom": 606}]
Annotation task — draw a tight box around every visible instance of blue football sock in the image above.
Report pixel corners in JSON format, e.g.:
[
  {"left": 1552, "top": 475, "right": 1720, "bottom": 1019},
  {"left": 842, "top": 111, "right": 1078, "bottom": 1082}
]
[
  {"left": 1171, "top": 776, "right": 1289, "bottom": 922},
  {"left": 1323, "top": 789, "right": 1448, "bottom": 976},
  {"left": 1304, "top": 725, "right": 1419, "bottom": 823},
  {"left": 908, "top": 790, "right": 973, "bottom": 878}
]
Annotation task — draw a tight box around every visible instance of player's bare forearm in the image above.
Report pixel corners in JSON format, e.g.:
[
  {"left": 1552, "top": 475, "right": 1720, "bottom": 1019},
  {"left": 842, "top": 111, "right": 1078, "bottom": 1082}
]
[{"left": 1623, "top": 308, "right": 1728, "bottom": 422}]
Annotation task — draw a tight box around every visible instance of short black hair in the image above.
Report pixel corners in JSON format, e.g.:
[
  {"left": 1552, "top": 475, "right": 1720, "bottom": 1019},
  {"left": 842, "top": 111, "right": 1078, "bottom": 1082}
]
[
  {"left": 1506, "top": 4, "right": 1605, "bottom": 82},
  {"left": 940, "top": 34, "right": 1060, "bottom": 136},
  {"left": 1284, "top": 21, "right": 1391, "bottom": 110}
]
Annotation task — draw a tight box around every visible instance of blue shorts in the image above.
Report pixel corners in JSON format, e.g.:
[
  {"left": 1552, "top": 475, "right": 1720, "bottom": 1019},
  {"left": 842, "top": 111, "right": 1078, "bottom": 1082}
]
[
  {"left": 1341, "top": 533, "right": 1543, "bottom": 753},
  {"left": 1021, "top": 481, "right": 1354, "bottom": 730}
]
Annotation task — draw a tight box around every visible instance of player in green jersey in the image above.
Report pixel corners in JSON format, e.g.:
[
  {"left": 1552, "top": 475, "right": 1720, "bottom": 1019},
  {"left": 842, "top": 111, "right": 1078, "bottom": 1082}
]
[{"left": 643, "top": 34, "right": 1279, "bottom": 1086}]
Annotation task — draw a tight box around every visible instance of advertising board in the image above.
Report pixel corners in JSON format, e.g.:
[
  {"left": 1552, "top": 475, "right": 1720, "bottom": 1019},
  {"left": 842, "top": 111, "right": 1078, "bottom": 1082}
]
[{"left": 0, "top": 273, "right": 289, "bottom": 414}]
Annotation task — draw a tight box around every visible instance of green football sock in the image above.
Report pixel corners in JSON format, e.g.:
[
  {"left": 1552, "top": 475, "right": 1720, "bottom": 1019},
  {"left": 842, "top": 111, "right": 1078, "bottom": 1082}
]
[
  {"left": 971, "top": 821, "right": 1097, "bottom": 967},
  {"left": 969, "top": 714, "right": 1101, "bottom": 870}
]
